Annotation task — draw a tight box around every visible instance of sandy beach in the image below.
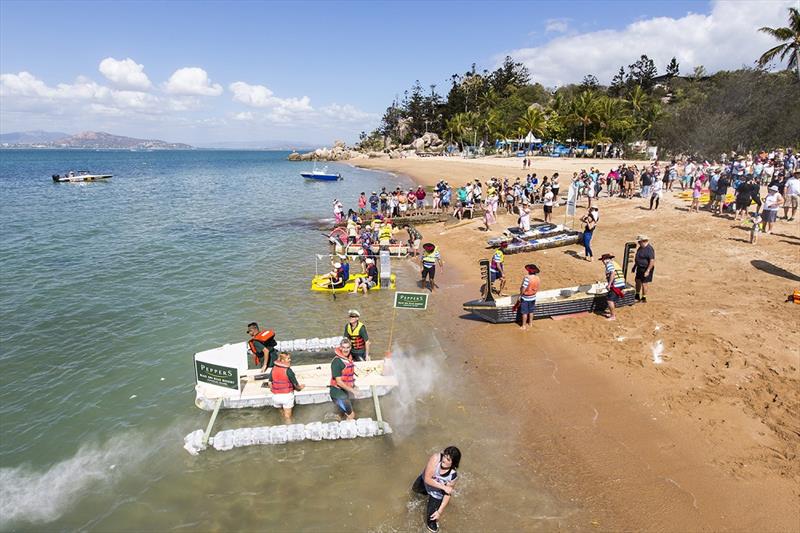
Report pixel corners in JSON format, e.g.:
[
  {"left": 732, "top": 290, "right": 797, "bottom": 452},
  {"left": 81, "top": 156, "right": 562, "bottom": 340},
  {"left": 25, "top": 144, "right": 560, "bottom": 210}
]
[{"left": 352, "top": 156, "right": 800, "bottom": 531}]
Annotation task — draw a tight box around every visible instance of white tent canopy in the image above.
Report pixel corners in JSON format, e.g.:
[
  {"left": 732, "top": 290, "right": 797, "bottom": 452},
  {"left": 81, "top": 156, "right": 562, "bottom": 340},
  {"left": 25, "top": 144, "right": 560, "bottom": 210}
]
[{"left": 524, "top": 131, "right": 543, "bottom": 143}]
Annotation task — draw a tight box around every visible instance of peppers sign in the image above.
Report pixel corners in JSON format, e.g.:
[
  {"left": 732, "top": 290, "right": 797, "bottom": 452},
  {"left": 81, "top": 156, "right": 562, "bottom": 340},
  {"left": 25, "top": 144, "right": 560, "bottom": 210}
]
[
  {"left": 196, "top": 360, "right": 239, "bottom": 390},
  {"left": 394, "top": 291, "right": 428, "bottom": 310}
]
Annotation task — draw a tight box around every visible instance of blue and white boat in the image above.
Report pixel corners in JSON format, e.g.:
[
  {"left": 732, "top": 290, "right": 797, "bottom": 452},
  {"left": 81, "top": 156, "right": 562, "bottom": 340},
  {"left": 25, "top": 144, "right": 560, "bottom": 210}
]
[{"left": 301, "top": 165, "right": 342, "bottom": 181}]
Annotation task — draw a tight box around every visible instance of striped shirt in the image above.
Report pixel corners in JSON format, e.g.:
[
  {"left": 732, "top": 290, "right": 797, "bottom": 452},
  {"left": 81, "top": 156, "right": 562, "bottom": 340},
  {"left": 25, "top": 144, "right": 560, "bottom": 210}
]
[{"left": 605, "top": 260, "right": 626, "bottom": 288}]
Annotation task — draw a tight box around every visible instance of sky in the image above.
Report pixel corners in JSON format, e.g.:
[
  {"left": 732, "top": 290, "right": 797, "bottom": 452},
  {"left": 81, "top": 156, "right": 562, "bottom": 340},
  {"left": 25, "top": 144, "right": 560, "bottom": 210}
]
[{"left": 0, "top": 0, "right": 794, "bottom": 146}]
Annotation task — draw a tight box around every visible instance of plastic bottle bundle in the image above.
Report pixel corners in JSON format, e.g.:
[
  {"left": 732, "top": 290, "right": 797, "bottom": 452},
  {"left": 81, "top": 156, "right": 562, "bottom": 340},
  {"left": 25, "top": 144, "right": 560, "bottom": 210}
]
[
  {"left": 252, "top": 427, "right": 271, "bottom": 445},
  {"left": 321, "top": 421, "right": 340, "bottom": 439},
  {"left": 234, "top": 428, "right": 255, "bottom": 447},
  {"left": 338, "top": 419, "right": 358, "bottom": 439},
  {"left": 287, "top": 424, "right": 306, "bottom": 442},
  {"left": 183, "top": 430, "right": 205, "bottom": 455},
  {"left": 294, "top": 338, "right": 307, "bottom": 351},
  {"left": 307, "top": 338, "right": 320, "bottom": 351},
  {"left": 304, "top": 421, "right": 323, "bottom": 441},
  {"left": 270, "top": 425, "right": 288, "bottom": 445},
  {"left": 212, "top": 430, "right": 235, "bottom": 451},
  {"left": 356, "top": 418, "right": 377, "bottom": 438}
]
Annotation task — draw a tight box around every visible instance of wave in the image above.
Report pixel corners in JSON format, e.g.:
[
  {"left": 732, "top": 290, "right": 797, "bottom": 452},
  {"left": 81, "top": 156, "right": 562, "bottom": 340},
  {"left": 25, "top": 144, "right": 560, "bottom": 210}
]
[{"left": 0, "top": 431, "right": 157, "bottom": 529}]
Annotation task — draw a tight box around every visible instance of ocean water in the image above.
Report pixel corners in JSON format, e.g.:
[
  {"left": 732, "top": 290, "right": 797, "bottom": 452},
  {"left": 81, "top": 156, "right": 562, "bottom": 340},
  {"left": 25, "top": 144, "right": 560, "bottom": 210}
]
[{"left": 0, "top": 150, "right": 565, "bottom": 530}]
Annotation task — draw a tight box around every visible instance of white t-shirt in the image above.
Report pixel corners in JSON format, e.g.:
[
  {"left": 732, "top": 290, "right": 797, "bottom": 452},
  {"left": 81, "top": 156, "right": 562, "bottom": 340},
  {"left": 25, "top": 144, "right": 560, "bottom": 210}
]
[
  {"left": 544, "top": 192, "right": 554, "bottom": 206},
  {"left": 651, "top": 180, "right": 663, "bottom": 195},
  {"left": 784, "top": 177, "right": 800, "bottom": 196},
  {"left": 764, "top": 192, "right": 782, "bottom": 211}
]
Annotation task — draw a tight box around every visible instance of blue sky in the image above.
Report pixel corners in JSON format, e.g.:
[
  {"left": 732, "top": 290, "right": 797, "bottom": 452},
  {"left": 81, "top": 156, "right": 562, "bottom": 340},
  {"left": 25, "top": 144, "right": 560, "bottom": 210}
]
[{"left": 0, "top": 0, "right": 792, "bottom": 145}]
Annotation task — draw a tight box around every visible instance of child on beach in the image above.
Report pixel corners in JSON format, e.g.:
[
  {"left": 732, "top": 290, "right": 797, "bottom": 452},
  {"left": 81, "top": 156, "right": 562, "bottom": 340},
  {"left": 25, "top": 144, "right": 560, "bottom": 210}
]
[
  {"left": 749, "top": 213, "right": 762, "bottom": 244},
  {"left": 691, "top": 177, "right": 703, "bottom": 212}
]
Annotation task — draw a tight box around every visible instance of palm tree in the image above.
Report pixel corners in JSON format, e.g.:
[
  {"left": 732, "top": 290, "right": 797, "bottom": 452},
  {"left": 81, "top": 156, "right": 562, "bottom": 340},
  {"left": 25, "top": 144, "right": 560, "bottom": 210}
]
[
  {"left": 567, "top": 91, "right": 599, "bottom": 144},
  {"left": 757, "top": 7, "right": 800, "bottom": 81},
  {"left": 639, "top": 103, "right": 664, "bottom": 141},
  {"left": 444, "top": 114, "right": 466, "bottom": 150},
  {"left": 626, "top": 85, "right": 648, "bottom": 118},
  {"left": 596, "top": 96, "right": 632, "bottom": 144},
  {"left": 517, "top": 106, "right": 547, "bottom": 139},
  {"left": 481, "top": 109, "right": 503, "bottom": 145}
]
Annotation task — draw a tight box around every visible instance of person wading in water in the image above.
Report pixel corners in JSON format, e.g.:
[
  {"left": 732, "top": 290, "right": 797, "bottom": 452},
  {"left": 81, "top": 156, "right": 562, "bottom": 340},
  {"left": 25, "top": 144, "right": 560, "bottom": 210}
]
[{"left": 412, "top": 446, "right": 461, "bottom": 533}]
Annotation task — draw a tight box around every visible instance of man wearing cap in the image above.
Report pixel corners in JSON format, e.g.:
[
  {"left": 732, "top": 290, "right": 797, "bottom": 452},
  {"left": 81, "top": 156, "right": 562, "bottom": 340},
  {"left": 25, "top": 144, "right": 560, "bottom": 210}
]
[
  {"left": 420, "top": 242, "right": 443, "bottom": 292},
  {"left": 403, "top": 224, "right": 423, "bottom": 257},
  {"left": 600, "top": 254, "right": 626, "bottom": 320},
  {"left": 518, "top": 264, "right": 540, "bottom": 330},
  {"left": 369, "top": 191, "right": 380, "bottom": 214},
  {"left": 344, "top": 310, "right": 370, "bottom": 361},
  {"left": 633, "top": 236, "right": 655, "bottom": 303}
]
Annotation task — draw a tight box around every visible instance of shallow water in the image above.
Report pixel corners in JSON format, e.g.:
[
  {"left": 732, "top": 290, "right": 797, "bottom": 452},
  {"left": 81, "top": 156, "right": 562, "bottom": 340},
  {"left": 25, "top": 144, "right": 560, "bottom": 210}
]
[{"left": 0, "top": 150, "right": 567, "bottom": 530}]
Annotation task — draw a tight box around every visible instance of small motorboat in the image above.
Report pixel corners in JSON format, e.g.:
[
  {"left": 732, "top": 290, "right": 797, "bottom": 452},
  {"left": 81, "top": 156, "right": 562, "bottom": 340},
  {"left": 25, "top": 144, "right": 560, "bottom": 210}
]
[
  {"left": 52, "top": 170, "right": 112, "bottom": 182},
  {"left": 301, "top": 165, "right": 342, "bottom": 181}
]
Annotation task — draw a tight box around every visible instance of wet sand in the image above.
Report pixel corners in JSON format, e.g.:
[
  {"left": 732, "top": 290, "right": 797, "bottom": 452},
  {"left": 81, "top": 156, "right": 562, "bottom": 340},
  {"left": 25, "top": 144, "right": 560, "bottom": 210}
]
[{"left": 352, "top": 156, "right": 800, "bottom": 531}]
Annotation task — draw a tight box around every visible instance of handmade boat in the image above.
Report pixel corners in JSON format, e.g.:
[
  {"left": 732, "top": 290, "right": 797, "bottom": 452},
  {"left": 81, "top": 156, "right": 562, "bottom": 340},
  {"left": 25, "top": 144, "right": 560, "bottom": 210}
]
[
  {"left": 52, "top": 170, "right": 112, "bottom": 182},
  {"left": 487, "top": 223, "right": 567, "bottom": 247},
  {"left": 346, "top": 244, "right": 409, "bottom": 258},
  {"left": 301, "top": 166, "right": 342, "bottom": 181},
  {"left": 503, "top": 231, "right": 582, "bottom": 254},
  {"left": 310, "top": 272, "right": 396, "bottom": 293},
  {"left": 463, "top": 242, "right": 639, "bottom": 323},
  {"left": 194, "top": 338, "right": 398, "bottom": 411}
]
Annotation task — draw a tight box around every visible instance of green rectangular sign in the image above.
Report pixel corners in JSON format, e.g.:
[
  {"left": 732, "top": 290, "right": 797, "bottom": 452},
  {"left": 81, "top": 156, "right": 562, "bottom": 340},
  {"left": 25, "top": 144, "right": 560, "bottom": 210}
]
[
  {"left": 394, "top": 291, "right": 428, "bottom": 310},
  {"left": 195, "top": 360, "right": 239, "bottom": 390}
]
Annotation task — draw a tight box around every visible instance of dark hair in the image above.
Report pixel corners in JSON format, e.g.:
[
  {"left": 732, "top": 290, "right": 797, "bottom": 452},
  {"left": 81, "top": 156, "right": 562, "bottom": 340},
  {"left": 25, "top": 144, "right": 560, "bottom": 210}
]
[
  {"left": 247, "top": 322, "right": 259, "bottom": 329},
  {"left": 442, "top": 446, "right": 461, "bottom": 469}
]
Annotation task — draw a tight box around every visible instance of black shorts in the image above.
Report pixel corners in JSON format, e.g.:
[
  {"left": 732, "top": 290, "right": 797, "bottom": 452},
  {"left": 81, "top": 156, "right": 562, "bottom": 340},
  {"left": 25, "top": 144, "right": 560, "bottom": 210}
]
[
  {"left": 607, "top": 291, "right": 622, "bottom": 304},
  {"left": 635, "top": 268, "right": 654, "bottom": 283},
  {"left": 422, "top": 265, "right": 435, "bottom": 280},
  {"left": 544, "top": 205, "right": 553, "bottom": 214}
]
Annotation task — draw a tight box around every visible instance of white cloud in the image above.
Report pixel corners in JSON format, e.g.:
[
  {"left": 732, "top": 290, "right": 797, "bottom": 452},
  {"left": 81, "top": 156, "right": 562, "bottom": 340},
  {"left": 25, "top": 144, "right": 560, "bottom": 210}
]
[
  {"left": 233, "top": 111, "right": 253, "bottom": 121},
  {"left": 229, "top": 81, "right": 312, "bottom": 113},
  {"left": 320, "top": 103, "right": 375, "bottom": 123},
  {"left": 98, "top": 57, "right": 152, "bottom": 90},
  {"left": 544, "top": 18, "right": 569, "bottom": 33},
  {"left": 164, "top": 67, "right": 222, "bottom": 96},
  {"left": 504, "top": 0, "right": 794, "bottom": 87}
]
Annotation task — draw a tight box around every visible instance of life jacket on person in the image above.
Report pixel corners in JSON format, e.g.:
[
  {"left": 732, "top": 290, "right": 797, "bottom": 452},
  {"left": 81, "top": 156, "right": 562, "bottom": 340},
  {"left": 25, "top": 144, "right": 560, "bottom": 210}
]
[
  {"left": 366, "top": 263, "right": 378, "bottom": 283},
  {"left": 346, "top": 322, "right": 366, "bottom": 350},
  {"left": 341, "top": 263, "right": 350, "bottom": 282},
  {"left": 522, "top": 274, "right": 540, "bottom": 296},
  {"left": 379, "top": 225, "right": 392, "bottom": 241},
  {"left": 248, "top": 330, "right": 275, "bottom": 359},
  {"left": 490, "top": 249, "right": 504, "bottom": 273},
  {"left": 422, "top": 245, "right": 439, "bottom": 268},
  {"left": 329, "top": 350, "right": 355, "bottom": 388},
  {"left": 270, "top": 362, "right": 295, "bottom": 394}
]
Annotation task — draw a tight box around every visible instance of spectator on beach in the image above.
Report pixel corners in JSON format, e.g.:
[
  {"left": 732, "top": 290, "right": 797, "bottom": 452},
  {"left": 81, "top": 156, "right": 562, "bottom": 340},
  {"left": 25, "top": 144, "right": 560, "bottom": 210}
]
[
  {"left": 691, "top": 176, "right": 703, "bottom": 212},
  {"left": 412, "top": 446, "right": 461, "bottom": 533},
  {"left": 600, "top": 253, "right": 626, "bottom": 321},
  {"left": 551, "top": 173, "right": 560, "bottom": 200},
  {"left": 763, "top": 185, "right": 784, "bottom": 234},
  {"left": 358, "top": 192, "right": 367, "bottom": 215},
  {"left": 415, "top": 186, "right": 427, "bottom": 209},
  {"left": 749, "top": 213, "right": 762, "bottom": 244},
  {"left": 734, "top": 178, "right": 755, "bottom": 221},
  {"left": 369, "top": 191, "right": 379, "bottom": 214},
  {"left": 633, "top": 235, "right": 655, "bottom": 303},
  {"left": 713, "top": 173, "right": 730, "bottom": 215},
  {"left": 519, "top": 201, "right": 531, "bottom": 232},
  {"left": 649, "top": 177, "right": 663, "bottom": 210},
  {"left": 580, "top": 208, "right": 598, "bottom": 261},
  {"left": 543, "top": 187, "right": 554, "bottom": 223},
  {"left": 782, "top": 170, "right": 799, "bottom": 221}
]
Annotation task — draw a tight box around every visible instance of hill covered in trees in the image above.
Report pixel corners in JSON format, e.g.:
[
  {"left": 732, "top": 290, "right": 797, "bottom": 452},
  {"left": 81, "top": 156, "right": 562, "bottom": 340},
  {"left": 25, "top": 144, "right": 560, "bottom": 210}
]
[{"left": 361, "top": 55, "right": 799, "bottom": 159}]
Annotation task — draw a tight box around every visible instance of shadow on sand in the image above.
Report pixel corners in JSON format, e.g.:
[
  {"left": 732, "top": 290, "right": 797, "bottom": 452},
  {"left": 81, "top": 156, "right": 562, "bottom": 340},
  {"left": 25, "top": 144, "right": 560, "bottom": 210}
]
[{"left": 751, "top": 260, "right": 800, "bottom": 282}]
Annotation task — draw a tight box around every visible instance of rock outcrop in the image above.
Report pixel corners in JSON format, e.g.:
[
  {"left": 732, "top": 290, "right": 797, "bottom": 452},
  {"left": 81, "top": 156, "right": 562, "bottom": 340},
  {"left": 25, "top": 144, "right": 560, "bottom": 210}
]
[{"left": 287, "top": 133, "right": 447, "bottom": 161}]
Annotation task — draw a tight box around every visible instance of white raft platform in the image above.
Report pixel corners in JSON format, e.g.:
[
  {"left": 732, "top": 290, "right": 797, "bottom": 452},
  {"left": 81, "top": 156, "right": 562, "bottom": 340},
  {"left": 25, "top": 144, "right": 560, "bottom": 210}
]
[{"left": 194, "top": 340, "right": 398, "bottom": 411}]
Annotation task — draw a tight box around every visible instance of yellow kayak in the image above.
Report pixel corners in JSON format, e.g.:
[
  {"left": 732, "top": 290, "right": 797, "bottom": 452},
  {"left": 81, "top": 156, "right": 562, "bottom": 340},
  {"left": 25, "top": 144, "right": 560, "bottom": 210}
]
[{"left": 310, "top": 273, "right": 396, "bottom": 293}]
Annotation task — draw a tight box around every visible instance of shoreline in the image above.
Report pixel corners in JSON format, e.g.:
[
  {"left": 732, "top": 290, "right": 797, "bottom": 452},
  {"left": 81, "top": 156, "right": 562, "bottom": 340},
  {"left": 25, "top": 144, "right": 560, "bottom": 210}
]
[{"left": 350, "top": 157, "right": 800, "bottom": 530}]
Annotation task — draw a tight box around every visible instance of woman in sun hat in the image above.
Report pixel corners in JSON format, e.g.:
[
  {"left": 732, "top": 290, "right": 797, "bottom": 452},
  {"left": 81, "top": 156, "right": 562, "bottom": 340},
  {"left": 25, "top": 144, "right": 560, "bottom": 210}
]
[{"left": 762, "top": 185, "right": 783, "bottom": 234}]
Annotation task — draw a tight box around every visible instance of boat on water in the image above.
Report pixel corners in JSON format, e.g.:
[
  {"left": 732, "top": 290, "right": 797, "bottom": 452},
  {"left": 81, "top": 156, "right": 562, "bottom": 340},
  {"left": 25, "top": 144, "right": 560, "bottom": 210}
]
[
  {"left": 301, "top": 165, "right": 342, "bottom": 181},
  {"left": 52, "top": 170, "right": 113, "bottom": 182},
  {"left": 463, "top": 243, "right": 639, "bottom": 323},
  {"left": 487, "top": 223, "right": 567, "bottom": 247},
  {"left": 194, "top": 337, "right": 398, "bottom": 411},
  {"left": 310, "top": 272, "right": 396, "bottom": 293}
]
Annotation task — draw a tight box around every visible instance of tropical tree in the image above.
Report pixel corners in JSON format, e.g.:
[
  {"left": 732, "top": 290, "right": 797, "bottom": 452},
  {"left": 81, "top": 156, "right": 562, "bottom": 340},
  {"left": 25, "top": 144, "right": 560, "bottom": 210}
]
[
  {"left": 566, "top": 91, "right": 599, "bottom": 144},
  {"left": 596, "top": 96, "right": 632, "bottom": 143},
  {"left": 444, "top": 114, "right": 467, "bottom": 149},
  {"left": 517, "top": 106, "right": 547, "bottom": 138},
  {"left": 639, "top": 103, "right": 664, "bottom": 140},
  {"left": 757, "top": 6, "right": 800, "bottom": 81}
]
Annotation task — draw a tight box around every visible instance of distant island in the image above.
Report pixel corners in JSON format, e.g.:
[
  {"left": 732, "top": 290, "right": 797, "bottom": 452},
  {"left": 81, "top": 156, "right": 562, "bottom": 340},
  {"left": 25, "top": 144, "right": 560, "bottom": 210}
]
[{"left": 0, "top": 131, "right": 194, "bottom": 150}]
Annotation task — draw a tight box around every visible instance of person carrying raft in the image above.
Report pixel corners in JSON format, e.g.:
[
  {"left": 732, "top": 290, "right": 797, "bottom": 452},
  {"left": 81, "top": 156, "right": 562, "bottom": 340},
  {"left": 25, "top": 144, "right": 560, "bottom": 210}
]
[
  {"left": 420, "top": 242, "right": 443, "bottom": 293},
  {"left": 411, "top": 446, "right": 461, "bottom": 533},
  {"left": 247, "top": 322, "right": 278, "bottom": 371},
  {"left": 265, "top": 352, "right": 305, "bottom": 423},
  {"left": 344, "top": 309, "right": 370, "bottom": 361},
  {"left": 329, "top": 338, "right": 357, "bottom": 420}
]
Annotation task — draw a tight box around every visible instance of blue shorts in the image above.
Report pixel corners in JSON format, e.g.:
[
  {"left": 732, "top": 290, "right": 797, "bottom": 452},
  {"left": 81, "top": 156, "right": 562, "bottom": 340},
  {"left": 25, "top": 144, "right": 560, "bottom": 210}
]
[
  {"left": 519, "top": 298, "right": 536, "bottom": 315},
  {"left": 490, "top": 270, "right": 502, "bottom": 282},
  {"left": 333, "top": 397, "right": 353, "bottom": 415},
  {"left": 607, "top": 290, "right": 623, "bottom": 303}
]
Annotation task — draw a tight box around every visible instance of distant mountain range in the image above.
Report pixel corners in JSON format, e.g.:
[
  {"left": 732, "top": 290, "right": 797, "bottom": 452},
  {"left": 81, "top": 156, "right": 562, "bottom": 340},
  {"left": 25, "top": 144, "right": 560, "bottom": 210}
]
[{"left": 0, "top": 131, "right": 193, "bottom": 150}]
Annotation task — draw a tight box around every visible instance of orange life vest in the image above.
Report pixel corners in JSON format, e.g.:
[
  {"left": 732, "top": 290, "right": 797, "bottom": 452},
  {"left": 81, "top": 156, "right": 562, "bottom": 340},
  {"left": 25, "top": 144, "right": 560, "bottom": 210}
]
[
  {"left": 248, "top": 330, "right": 275, "bottom": 356},
  {"left": 270, "top": 362, "right": 295, "bottom": 394},
  {"left": 793, "top": 289, "right": 800, "bottom": 304},
  {"left": 522, "top": 274, "right": 540, "bottom": 296},
  {"left": 329, "top": 350, "right": 355, "bottom": 389},
  {"left": 346, "top": 322, "right": 366, "bottom": 351}
]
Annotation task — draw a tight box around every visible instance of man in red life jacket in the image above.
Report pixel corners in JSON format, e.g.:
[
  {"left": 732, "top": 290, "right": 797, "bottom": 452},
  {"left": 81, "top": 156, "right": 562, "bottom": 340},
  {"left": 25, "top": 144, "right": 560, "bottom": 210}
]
[
  {"left": 518, "top": 264, "right": 540, "bottom": 330},
  {"left": 266, "top": 352, "right": 305, "bottom": 423},
  {"left": 344, "top": 309, "right": 370, "bottom": 361},
  {"left": 246, "top": 322, "right": 278, "bottom": 371},
  {"left": 329, "top": 338, "right": 357, "bottom": 420}
]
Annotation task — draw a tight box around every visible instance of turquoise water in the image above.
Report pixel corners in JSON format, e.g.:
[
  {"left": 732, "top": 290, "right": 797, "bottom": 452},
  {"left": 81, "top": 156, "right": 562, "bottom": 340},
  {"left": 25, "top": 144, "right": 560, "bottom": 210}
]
[{"left": 0, "top": 150, "right": 565, "bottom": 530}]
